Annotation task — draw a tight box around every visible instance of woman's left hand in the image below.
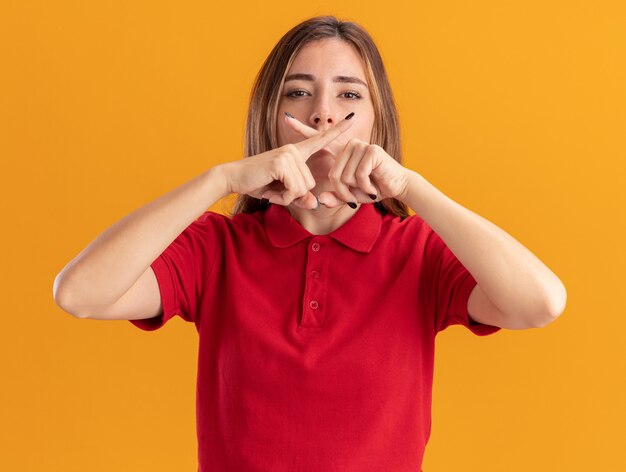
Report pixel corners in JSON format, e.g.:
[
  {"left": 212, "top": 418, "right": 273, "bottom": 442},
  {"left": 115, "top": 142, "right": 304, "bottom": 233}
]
[{"left": 285, "top": 114, "right": 411, "bottom": 207}]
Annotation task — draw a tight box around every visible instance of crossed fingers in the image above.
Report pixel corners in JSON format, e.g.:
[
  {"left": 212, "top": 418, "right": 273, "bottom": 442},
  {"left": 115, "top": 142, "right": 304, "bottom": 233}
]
[
  {"left": 284, "top": 112, "right": 381, "bottom": 207},
  {"left": 284, "top": 112, "right": 348, "bottom": 159},
  {"left": 258, "top": 113, "right": 355, "bottom": 208}
]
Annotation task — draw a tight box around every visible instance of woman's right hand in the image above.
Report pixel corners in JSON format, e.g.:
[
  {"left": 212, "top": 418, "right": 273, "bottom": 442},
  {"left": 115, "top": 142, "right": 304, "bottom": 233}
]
[{"left": 219, "top": 115, "right": 355, "bottom": 209}]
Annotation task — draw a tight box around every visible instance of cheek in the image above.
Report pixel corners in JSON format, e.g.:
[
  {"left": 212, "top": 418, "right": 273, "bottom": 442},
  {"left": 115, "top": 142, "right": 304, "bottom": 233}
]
[
  {"left": 276, "top": 122, "right": 289, "bottom": 146},
  {"left": 355, "top": 122, "right": 374, "bottom": 143}
]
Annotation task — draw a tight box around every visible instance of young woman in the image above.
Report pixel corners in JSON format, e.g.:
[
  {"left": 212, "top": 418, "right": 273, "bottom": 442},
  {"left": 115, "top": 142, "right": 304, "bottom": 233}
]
[{"left": 53, "top": 15, "right": 566, "bottom": 471}]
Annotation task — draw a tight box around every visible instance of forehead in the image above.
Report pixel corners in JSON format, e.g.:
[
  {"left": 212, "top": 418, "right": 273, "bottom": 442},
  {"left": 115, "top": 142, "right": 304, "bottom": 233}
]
[{"left": 287, "top": 38, "right": 367, "bottom": 78}]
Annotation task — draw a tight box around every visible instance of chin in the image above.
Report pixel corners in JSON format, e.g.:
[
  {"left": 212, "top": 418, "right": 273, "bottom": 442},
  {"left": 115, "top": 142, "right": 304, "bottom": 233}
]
[{"left": 307, "top": 155, "right": 334, "bottom": 178}]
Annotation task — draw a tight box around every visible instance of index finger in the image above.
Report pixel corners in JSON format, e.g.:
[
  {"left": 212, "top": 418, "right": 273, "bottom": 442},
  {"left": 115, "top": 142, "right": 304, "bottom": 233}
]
[{"left": 293, "top": 112, "right": 355, "bottom": 160}]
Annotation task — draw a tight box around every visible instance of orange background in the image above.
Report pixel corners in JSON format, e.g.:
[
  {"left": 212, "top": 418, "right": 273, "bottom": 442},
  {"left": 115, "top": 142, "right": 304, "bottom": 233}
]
[{"left": 2, "top": 1, "right": 624, "bottom": 470}]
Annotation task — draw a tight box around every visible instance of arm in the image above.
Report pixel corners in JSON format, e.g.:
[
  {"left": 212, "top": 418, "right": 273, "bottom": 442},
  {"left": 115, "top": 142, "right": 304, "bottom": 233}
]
[
  {"left": 278, "top": 116, "right": 566, "bottom": 329},
  {"left": 398, "top": 170, "right": 567, "bottom": 330},
  {"left": 53, "top": 166, "right": 229, "bottom": 319},
  {"left": 53, "top": 121, "right": 353, "bottom": 320}
]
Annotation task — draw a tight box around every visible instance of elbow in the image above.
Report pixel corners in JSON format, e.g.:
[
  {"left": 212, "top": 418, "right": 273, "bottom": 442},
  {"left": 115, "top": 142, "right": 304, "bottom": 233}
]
[
  {"left": 53, "top": 272, "right": 87, "bottom": 319},
  {"left": 506, "top": 282, "right": 567, "bottom": 330},
  {"left": 528, "top": 281, "right": 568, "bottom": 329},
  {"left": 546, "top": 279, "right": 567, "bottom": 324}
]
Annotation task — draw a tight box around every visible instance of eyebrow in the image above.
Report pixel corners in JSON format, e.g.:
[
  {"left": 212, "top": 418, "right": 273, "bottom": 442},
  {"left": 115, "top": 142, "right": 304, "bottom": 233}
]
[{"left": 284, "top": 73, "right": 368, "bottom": 88}]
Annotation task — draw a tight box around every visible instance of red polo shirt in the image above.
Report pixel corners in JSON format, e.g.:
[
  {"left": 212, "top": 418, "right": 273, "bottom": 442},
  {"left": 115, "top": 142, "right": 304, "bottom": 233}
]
[{"left": 130, "top": 203, "right": 500, "bottom": 471}]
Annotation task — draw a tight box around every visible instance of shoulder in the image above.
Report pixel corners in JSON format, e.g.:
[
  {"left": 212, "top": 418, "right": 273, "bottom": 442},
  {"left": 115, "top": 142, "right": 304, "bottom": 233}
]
[
  {"left": 192, "top": 209, "right": 266, "bottom": 238},
  {"left": 378, "top": 211, "right": 432, "bottom": 243},
  {"left": 195, "top": 209, "right": 262, "bottom": 226},
  {"left": 374, "top": 210, "right": 449, "bottom": 264}
]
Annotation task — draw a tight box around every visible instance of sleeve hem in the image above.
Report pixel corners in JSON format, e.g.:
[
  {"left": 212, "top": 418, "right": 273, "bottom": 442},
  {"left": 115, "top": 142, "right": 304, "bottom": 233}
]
[
  {"left": 128, "top": 256, "right": 180, "bottom": 331},
  {"left": 457, "top": 272, "right": 501, "bottom": 336}
]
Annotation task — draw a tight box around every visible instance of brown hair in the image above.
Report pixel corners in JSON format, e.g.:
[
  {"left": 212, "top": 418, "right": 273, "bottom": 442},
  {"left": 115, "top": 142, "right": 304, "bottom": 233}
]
[{"left": 231, "top": 15, "right": 409, "bottom": 219}]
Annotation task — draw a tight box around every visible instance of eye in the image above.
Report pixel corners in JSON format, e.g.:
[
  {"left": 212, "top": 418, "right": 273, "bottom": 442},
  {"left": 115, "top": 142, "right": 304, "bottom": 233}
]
[
  {"left": 285, "top": 89, "right": 363, "bottom": 100},
  {"left": 342, "top": 91, "right": 362, "bottom": 100},
  {"left": 285, "top": 89, "right": 309, "bottom": 98}
]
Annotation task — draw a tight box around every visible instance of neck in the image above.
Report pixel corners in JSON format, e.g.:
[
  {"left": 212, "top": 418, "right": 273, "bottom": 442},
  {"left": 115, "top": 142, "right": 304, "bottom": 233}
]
[{"left": 286, "top": 202, "right": 360, "bottom": 235}]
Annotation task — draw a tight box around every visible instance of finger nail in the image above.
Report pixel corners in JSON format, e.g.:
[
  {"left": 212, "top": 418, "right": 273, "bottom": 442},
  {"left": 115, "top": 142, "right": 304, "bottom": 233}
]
[
  {"left": 285, "top": 112, "right": 295, "bottom": 119},
  {"left": 347, "top": 202, "right": 357, "bottom": 209},
  {"left": 345, "top": 112, "right": 355, "bottom": 120},
  {"left": 368, "top": 194, "right": 377, "bottom": 200}
]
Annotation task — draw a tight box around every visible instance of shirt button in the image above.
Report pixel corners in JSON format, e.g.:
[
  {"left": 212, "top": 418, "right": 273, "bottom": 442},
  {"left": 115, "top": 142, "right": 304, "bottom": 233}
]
[
  {"left": 311, "top": 270, "right": 320, "bottom": 279},
  {"left": 309, "top": 300, "right": 319, "bottom": 310},
  {"left": 311, "top": 242, "right": 320, "bottom": 252}
]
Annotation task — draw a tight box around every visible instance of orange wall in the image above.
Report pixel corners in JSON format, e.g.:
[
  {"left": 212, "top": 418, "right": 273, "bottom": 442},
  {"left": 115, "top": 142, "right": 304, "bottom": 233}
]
[{"left": 1, "top": 1, "right": 624, "bottom": 470}]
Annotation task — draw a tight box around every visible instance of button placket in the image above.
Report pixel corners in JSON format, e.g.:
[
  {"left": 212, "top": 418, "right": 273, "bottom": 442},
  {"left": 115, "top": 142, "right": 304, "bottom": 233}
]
[{"left": 299, "top": 238, "right": 329, "bottom": 332}]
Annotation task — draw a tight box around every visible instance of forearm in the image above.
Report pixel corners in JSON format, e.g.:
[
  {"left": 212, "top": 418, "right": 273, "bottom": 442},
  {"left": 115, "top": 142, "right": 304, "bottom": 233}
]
[
  {"left": 398, "top": 170, "right": 566, "bottom": 323},
  {"left": 54, "top": 165, "right": 230, "bottom": 311}
]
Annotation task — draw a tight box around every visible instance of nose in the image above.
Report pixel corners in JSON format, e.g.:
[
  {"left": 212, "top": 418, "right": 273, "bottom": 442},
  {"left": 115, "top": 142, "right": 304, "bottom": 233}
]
[
  {"left": 310, "top": 112, "right": 338, "bottom": 132},
  {"left": 309, "top": 95, "right": 338, "bottom": 131},
  {"left": 313, "top": 115, "right": 333, "bottom": 125}
]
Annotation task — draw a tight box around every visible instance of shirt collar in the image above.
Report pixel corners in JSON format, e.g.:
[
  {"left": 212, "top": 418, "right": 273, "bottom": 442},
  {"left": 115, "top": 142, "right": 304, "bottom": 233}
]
[{"left": 264, "top": 203, "right": 382, "bottom": 253}]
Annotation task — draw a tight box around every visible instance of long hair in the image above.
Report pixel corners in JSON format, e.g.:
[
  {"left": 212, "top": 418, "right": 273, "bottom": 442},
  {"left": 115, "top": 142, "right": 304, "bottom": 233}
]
[{"left": 231, "top": 15, "right": 409, "bottom": 219}]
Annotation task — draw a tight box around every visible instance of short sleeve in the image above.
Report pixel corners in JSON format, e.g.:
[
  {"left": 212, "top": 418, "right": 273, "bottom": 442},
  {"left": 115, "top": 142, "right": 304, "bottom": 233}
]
[
  {"left": 424, "top": 225, "right": 501, "bottom": 336},
  {"left": 129, "top": 211, "right": 220, "bottom": 331}
]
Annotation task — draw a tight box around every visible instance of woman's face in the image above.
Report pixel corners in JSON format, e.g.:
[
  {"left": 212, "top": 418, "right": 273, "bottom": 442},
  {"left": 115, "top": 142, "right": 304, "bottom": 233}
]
[{"left": 276, "top": 38, "right": 376, "bottom": 187}]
